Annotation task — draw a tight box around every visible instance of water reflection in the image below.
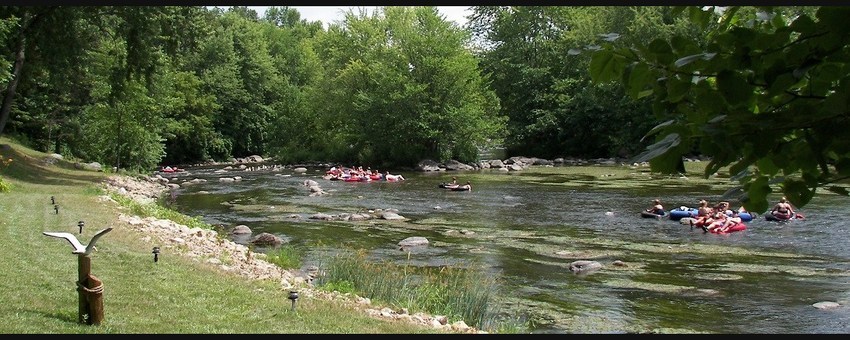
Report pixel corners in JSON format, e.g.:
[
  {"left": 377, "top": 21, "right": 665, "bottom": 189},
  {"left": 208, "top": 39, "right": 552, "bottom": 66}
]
[{"left": 169, "top": 165, "right": 850, "bottom": 333}]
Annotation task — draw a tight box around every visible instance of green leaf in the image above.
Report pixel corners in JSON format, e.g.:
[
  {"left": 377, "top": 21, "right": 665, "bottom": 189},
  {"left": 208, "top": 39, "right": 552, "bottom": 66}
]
[
  {"left": 688, "top": 6, "right": 713, "bottom": 30},
  {"left": 743, "top": 175, "right": 771, "bottom": 213},
  {"left": 625, "top": 62, "right": 652, "bottom": 99},
  {"left": 755, "top": 157, "right": 779, "bottom": 176},
  {"left": 783, "top": 179, "right": 814, "bottom": 207},
  {"left": 729, "top": 158, "right": 753, "bottom": 181},
  {"left": 716, "top": 70, "right": 751, "bottom": 107},
  {"left": 816, "top": 7, "right": 850, "bottom": 36},
  {"left": 598, "top": 32, "right": 620, "bottom": 42},
  {"left": 674, "top": 54, "right": 704, "bottom": 68},
  {"left": 640, "top": 120, "right": 675, "bottom": 142},
  {"left": 789, "top": 13, "right": 817, "bottom": 34},
  {"left": 649, "top": 150, "right": 685, "bottom": 174},
  {"left": 666, "top": 77, "right": 691, "bottom": 103},
  {"left": 634, "top": 133, "right": 680, "bottom": 163},
  {"left": 637, "top": 89, "right": 654, "bottom": 99},
  {"left": 589, "top": 50, "right": 620, "bottom": 83}
]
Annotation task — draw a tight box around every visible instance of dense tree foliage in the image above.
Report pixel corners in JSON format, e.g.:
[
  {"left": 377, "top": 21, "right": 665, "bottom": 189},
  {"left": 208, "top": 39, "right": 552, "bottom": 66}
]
[
  {"left": 2, "top": 4, "right": 845, "bottom": 210},
  {"left": 307, "top": 6, "right": 503, "bottom": 167},
  {"left": 469, "top": 6, "right": 703, "bottom": 159},
  {"left": 589, "top": 6, "right": 844, "bottom": 211}
]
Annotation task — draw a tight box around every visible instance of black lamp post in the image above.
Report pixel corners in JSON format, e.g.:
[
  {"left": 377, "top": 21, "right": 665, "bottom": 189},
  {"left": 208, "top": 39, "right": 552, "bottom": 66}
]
[
  {"left": 288, "top": 291, "right": 299, "bottom": 311},
  {"left": 78, "top": 221, "right": 85, "bottom": 234},
  {"left": 152, "top": 247, "right": 160, "bottom": 262}
]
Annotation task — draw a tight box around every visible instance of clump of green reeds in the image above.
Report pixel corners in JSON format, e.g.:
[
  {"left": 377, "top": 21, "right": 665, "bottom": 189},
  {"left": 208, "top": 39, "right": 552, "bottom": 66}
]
[
  {"left": 313, "top": 248, "right": 525, "bottom": 333},
  {"left": 265, "top": 244, "right": 304, "bottom": 269}
]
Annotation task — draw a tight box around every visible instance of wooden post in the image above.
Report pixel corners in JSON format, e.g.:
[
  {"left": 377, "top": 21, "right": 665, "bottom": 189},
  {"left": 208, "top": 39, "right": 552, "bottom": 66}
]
[
  {"left": 77, "top": 255, "right": 89, "bottom": 324},
  {"left": 42, "top": 227, "right": 112, "bottom": 326},
  {"left": 77, "top": 255, "right": 104, "bottom": 325}
]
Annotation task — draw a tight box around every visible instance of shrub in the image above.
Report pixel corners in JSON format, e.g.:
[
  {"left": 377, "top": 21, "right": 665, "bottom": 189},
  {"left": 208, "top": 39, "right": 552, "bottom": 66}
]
[
  {"left": 0, "top": 153, "right": 11, "bottom": 192},
  {"left": 265, "top": 244, "right": 303, "bottom": 269}
]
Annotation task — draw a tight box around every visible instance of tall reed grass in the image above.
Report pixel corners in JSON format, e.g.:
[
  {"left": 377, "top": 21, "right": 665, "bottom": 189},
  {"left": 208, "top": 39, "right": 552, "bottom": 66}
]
[{"left": 313, "top": 248, "right": 526, "bottom": 333}]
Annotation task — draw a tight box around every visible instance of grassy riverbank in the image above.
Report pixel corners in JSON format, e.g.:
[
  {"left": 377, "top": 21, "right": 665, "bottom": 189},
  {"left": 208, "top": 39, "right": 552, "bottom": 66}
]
[{"left": 0, "top": 137, "right": 453, "bottom": 334}]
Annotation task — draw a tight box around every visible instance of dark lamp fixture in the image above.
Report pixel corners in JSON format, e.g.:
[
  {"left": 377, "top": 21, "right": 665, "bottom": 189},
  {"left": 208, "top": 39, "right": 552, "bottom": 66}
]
[{"left": 288, "top": 291, "right": 299, "bottom": 311}]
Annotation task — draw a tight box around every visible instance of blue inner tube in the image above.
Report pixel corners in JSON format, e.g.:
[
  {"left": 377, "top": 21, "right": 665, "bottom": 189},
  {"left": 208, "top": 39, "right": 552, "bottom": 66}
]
[
  {"left": 668, "top": 207, "right": 754, "bottom": 222},
  {"left": 668, "top": 208, "right": 698, "bottom": 220}
]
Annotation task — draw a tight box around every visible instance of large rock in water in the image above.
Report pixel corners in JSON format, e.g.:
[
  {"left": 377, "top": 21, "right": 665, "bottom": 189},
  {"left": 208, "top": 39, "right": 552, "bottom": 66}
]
[
  {"left": 381, "top": 211, "right": 406, "bottom": 220},
  {"left": 398, "top": 236, "right": 429, "bottom": 248},
  {"left": 231, "top": 225, "right": 252, "bottom": 235},
  {"left": 569, "top": 260, "right": 603, "bottom": 274},
  {"left": 249, "top": 232, "right": 283, "bottom": 246}
]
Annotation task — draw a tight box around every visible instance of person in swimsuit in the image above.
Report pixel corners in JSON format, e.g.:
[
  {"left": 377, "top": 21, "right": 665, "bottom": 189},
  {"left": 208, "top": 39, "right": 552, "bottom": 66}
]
[
  {"left": 770, "top": 196, "right": 795, "bottom": 219},
  {"left": 646, "top": 199, "right": 665, "bottom": 215}
]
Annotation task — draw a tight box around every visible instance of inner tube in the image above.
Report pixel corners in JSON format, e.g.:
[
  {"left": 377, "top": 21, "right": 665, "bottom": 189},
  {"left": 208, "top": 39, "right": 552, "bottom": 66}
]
[
  {"left": 450, "top": 186, "right": 470, "bottom": 191},
  {"left": 708, "top": 222, "right": 747, "bottom": 234},
  {"left": 641, "top": 211, "right": 667, "bottom": 219},
  {"left": 765, "top": 212, "right": 798, "bottom": 221},
  {"left": 438, "top": 183, "right": 458, "bottom": 189},
  {"left": 669, "top": 207, "right": 754, "bottom": 222},
  {"left": 668, "top": 208, "right": 698, "bottom": 221}
]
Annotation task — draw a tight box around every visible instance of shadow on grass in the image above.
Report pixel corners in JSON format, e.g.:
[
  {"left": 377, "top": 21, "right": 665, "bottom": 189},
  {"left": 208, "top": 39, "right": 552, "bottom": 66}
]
[
  {"left": 1, "top": 143, "right": 106, "bottom": 186},
  {"left": 21, "top": 307, "right": 79, "bottom": 324}
]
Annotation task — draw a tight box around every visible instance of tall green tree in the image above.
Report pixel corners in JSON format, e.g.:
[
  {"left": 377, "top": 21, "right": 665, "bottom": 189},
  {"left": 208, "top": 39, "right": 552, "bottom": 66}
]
[
  {"left": 260, "top": 7, "right": 326, "bottom": 164},
  {"left": 311, "top": 6, "right": 504, "bottom": 167},
  {"left": 193, "top": 9, "right": 283, "bottom": 158},
  {"left": 0, "top": 6, "right": 210, "bottom": 170},
  {"left": 589, "top": 6, "right": 845, "bottom": 211}
]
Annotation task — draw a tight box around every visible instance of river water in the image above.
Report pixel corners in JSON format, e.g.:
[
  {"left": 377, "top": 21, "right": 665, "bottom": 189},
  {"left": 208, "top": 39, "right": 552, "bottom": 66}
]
[{"left": 166, "top": 164, "right": 850, "bottom": 334}]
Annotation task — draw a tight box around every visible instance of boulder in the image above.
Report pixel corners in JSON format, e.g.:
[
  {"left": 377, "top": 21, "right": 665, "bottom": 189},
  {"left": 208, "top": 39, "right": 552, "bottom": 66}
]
[
  {"left": 231, "top": 225, "right": 252, "bottom": 235},
  {"left": 249, "top": 232, "right": 283, "bottom": 246},
  {"left": 569, "top": 260, "right": 603, "bottom": 274},
  {"left": 398, "top": 236, "right": 429, "bottom": 248}
]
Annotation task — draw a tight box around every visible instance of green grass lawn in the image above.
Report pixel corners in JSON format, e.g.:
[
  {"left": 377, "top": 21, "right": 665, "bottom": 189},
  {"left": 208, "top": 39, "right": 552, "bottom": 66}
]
[{"left": 0, "top": 137, "right": 450, "bottom": 334}]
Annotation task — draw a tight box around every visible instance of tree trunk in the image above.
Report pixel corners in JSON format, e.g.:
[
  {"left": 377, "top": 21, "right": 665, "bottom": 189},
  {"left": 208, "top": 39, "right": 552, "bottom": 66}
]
[
  {"left": 0, "top": 7, "right": 57, "bottom": 136},
  {"left": 0, "top": 35, "right": 26, "bottom": 135}
]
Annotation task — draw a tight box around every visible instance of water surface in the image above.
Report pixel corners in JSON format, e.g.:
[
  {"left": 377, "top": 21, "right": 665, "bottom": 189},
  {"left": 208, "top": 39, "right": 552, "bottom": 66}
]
[{"left": 168, "top": 164, "right": 850, "bottom": 333}]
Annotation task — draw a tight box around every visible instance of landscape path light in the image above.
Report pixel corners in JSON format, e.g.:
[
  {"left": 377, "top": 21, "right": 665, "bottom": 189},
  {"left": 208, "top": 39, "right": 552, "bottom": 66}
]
[{"left": 288, "top": 290, "right": 299, "bottom": 311}]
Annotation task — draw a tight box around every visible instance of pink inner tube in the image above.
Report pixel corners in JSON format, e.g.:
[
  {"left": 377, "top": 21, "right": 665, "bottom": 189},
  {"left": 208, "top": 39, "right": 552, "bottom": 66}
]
[{"left": 709, "top": 222, "right": 747, "bottom": 234}]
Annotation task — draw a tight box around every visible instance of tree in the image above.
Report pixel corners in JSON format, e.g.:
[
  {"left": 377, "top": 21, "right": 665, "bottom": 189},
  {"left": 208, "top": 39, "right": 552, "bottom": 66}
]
[
  {"left": 589, "top": 6, "right": 848, "bottom": 212},
  {"left": 470, "top": 6, "right": 700, "bottom": 159},
  {"left": 310, "top": 6, "right": 504, "bottom": 167}
]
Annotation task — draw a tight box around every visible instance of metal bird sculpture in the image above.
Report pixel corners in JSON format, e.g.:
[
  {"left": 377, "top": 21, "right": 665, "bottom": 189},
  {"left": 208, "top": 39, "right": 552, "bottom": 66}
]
[{"left": 43, "top": 227, "right": 113, "bottom": 255}]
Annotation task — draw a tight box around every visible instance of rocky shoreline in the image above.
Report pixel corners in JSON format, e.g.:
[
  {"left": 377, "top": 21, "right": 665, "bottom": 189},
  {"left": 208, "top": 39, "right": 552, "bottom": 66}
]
[{"left": 101, "top": 174, "right": 483, "bottom": 334}]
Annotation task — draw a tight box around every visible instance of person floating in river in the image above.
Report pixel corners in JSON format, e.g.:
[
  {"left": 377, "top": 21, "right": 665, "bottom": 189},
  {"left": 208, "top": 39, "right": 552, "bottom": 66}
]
[
  {"left": 440, "top": 176, "right": 460, "bottom": 189},
  {"left": 385, "top": 171, "right": 405, "bottom": 181},
  {"left": 770, "top": 196, "right": 795, "bottom": 219},
  {"left": 646, "top": 199, "right": 665, "bottom": 215},
  {"left": 454, "top": 181, "right": 472, "bottom": 191}
]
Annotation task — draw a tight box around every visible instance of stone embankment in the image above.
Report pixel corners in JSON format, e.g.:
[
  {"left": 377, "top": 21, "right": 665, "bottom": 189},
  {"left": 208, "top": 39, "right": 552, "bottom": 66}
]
[{"left": 101, "top": 174, "right": 483, "bottom": 334}]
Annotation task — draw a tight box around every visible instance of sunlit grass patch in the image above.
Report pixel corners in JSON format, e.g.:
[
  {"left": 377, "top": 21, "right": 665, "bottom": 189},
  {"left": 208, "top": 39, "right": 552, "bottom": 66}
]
[{"left": 314, "top": 248, "right": 525, "bottom": 333}]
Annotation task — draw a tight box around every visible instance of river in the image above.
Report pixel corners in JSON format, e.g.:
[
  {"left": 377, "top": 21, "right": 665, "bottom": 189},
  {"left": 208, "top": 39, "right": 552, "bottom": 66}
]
[{"left": 166, "top": 163, "right": 850, "bottom": 334}]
